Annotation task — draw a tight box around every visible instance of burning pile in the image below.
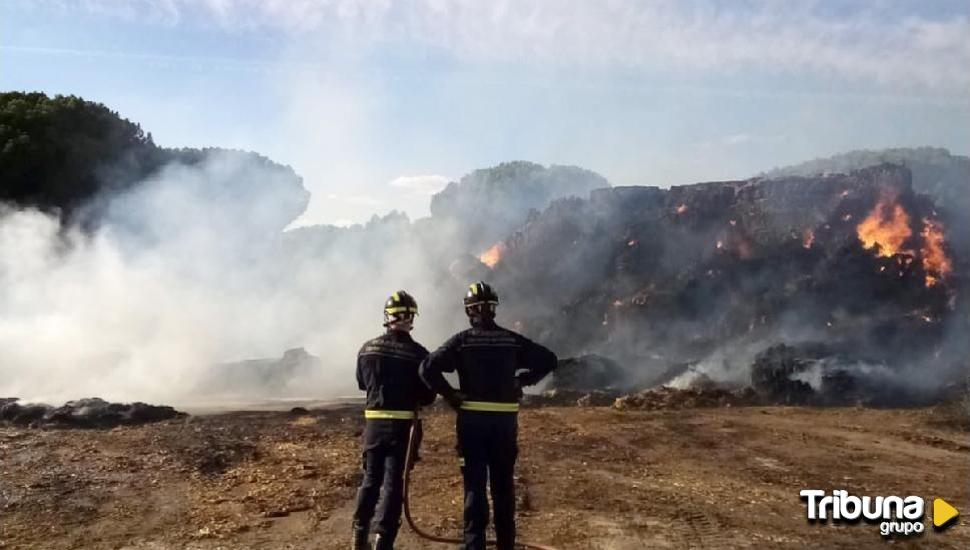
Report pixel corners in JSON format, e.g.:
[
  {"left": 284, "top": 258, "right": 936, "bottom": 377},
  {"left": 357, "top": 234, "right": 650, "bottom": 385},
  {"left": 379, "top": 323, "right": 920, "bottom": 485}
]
[
  {"left": 483, "top": 165, "right": 964, "bottom": 402},
  {"left": 855, "top": 189, "right": 952, "bottom": 288}
]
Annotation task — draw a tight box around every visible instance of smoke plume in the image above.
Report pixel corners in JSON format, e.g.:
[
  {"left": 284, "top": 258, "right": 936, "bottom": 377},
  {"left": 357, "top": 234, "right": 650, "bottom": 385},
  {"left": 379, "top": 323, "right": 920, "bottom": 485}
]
[{"left": 0, "top": 153, "right": 601, "bottom": 405}]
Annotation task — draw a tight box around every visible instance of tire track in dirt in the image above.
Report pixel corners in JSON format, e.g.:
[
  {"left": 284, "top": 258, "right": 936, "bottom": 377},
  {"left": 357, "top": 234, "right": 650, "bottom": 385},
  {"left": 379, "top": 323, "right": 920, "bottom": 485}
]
[
  {"left": 4, "top": 406, "right": 969, "bottom": 548},
  {"left": 534, "top": 409, "right": 741, "bottom": 549}
]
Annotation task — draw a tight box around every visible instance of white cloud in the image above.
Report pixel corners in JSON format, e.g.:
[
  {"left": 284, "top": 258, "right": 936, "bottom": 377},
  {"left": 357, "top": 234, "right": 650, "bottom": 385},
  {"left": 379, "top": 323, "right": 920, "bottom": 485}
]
[
  {"left": 389, "top": 174, "right": 451, "bottom": 196},
  {"left": 48, "top": 0, "right": 970, "bottom": 93}
]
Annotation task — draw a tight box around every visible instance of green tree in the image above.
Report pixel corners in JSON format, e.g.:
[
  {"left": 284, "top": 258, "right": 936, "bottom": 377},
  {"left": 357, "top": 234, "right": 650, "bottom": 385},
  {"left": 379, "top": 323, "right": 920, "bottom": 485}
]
[{"left": 0, "top": 92, "right": 159, "bottom": 219}]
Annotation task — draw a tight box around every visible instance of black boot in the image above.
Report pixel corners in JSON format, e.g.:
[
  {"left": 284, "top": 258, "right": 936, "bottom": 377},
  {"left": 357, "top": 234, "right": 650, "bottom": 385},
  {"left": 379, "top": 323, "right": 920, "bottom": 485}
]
[
  {"left": 352, "top": 523, "right": 369, "bottom": 550},
  {"left": 373, "top": 532, "right": 395, "bottom": 550}
]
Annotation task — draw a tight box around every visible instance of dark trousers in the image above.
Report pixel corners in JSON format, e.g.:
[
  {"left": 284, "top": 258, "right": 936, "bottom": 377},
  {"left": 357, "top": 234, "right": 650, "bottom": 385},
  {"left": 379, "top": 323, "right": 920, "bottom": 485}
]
[
  {"left": 457, "top": 411, "right": 518, "bottom": 550},
  {"left": 353, "top": 419, "right": 411, "bottom": 541}
]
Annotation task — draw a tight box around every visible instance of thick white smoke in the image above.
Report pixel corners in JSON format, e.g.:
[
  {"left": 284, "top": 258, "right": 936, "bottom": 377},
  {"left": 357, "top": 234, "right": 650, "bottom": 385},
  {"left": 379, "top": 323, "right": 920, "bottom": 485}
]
[{"left": 0, "top": 151, "right": 466, "bottom": 406}]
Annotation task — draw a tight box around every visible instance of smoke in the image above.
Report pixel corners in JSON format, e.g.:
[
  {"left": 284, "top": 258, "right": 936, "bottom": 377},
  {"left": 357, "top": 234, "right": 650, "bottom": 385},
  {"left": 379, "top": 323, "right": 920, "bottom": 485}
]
[
  {"left": 488, "top": 165, "right": 967, "bottom": 401},
  {"left": 1, "top": 151, "right": 964, "bottom": 407},
  {"left": 0, "top": 151, "right": 469, "bottom": 405}
]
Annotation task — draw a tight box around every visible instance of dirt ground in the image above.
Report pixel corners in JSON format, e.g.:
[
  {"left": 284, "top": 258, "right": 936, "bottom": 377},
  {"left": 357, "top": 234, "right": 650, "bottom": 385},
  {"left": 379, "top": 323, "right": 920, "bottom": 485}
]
[{"left": 1, "top": 403, "right": 968, "bottom": 549}]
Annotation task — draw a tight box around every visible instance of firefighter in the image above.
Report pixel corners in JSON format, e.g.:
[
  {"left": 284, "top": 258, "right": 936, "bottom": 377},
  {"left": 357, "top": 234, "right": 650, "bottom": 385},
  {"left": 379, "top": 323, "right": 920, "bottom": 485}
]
[
  {"left": 420, "top": 281, "right": 557, "bottom": 550},
  {"left": 353, "top": 290, "right": 436, "bottom": 550}
]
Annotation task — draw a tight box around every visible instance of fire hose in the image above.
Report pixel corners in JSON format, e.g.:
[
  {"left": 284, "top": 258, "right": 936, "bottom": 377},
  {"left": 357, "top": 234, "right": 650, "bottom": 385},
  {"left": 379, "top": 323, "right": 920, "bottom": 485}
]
[{"left": 403, "top": 418, "right": 559, "bottom": 550}]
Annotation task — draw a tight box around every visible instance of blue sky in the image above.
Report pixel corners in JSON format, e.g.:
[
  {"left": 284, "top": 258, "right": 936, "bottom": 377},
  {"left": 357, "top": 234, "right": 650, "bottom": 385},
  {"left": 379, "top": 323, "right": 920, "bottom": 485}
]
[{"left": 2, "top": 0, "right": 969, "bottom": 225}]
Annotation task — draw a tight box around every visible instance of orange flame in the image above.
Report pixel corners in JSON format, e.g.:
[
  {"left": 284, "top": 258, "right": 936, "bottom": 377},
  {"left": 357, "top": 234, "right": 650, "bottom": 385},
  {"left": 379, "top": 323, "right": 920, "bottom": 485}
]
[
  {"left": 856, "top": 194, "right": 912, "bottom": 257},
  {"left": 921, "top": 218, "right": 951, "bottom": 287},
  {"left": 479, "top": 242, "right": 506, "bottom": 268},
  {"left": 802, "top": 228, "right": 815, "bottom": 249}
]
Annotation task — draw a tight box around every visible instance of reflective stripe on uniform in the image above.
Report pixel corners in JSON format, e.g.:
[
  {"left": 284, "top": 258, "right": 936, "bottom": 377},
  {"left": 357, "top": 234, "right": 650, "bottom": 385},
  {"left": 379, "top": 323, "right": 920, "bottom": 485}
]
[
  {"left": 459, "top": 401, "right": 519, "bottom": 412},
  {"left": 364, "top": 409, "right": 415, "bottom": 420}
]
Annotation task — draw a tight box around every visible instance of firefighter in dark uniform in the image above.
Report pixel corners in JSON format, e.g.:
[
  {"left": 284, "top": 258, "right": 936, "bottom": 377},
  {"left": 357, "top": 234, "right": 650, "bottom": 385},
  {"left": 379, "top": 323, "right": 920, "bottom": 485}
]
[
  {"left": 420, "top": 281, "right": 557, "bottom": 550},
  {"left": 353, "top": 290, "right": 436, "bottom": 550}
]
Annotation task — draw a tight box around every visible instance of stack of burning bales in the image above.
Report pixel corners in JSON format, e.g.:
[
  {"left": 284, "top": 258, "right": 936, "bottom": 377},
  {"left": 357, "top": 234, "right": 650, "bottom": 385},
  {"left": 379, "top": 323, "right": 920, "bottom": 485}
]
[{"left": 484, "top": 165, "right": 964, "bottom": 406}]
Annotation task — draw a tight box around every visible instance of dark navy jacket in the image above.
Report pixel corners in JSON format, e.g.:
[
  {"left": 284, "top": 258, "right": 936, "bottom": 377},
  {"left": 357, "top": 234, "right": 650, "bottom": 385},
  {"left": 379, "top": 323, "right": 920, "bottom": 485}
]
[
  {"left": 419, "top": 321, "right": 557, "bottom": 404},
  {"left": 357, "top": 330, "right": 436, "bottom": 412}
]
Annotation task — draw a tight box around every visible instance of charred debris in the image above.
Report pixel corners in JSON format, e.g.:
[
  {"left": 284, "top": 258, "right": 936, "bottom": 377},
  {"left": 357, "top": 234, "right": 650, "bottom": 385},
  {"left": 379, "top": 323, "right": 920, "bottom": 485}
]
[
  {"left": 487, "top": 164, "right": 965, "bottom": 407},
  {"left": 0, "top": 397, "right": 185, "bottom": 428}
]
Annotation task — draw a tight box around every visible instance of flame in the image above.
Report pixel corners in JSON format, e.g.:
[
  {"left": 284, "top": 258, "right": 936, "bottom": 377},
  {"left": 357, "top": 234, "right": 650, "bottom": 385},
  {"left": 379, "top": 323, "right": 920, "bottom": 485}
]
[
  {"left": 921, "top": 217, "right": 951, "bottom": 287},
  {"left": 675, "top": 204, "right": 688, "bottom": 215},
  {"left": 856, "top": 194, "right": 912, "bottom": 257},
  {"left": 802, "top": 228, "right": 814, "bottom": 249},
  {"left": 627, "top": 239, "right": 637, "bottom": 247},
  {"left": 479, "top": 242, "right": 506, "bottom": 268}
]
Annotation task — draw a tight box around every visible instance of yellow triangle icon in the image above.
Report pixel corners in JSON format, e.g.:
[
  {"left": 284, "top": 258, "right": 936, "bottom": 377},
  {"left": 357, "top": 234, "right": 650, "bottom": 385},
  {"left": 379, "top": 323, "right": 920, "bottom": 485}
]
[{"left": 933, "top": 498, "right": 959, "bottom": 528}]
